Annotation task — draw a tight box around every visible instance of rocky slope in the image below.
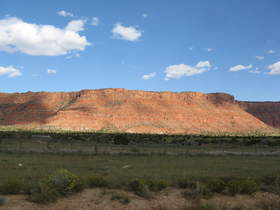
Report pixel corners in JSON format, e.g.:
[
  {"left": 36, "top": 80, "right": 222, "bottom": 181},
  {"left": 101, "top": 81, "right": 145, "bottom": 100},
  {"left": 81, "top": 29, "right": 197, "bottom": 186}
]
[{"left": 0, "top": 89, "right": 279, "bottom": 134}]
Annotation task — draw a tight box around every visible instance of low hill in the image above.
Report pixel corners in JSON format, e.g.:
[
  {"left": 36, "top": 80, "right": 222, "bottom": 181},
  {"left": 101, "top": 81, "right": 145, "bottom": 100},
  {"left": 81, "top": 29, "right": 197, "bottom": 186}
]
[{"left": 0, "top": 89, "right": 279, "bottom": 134}]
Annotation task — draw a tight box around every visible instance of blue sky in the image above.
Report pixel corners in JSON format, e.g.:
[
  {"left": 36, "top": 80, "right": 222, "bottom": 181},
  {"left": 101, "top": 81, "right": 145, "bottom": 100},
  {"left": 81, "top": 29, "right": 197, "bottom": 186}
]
[{"left": 0, "top": 0, "right": 280, "bottom": 101}]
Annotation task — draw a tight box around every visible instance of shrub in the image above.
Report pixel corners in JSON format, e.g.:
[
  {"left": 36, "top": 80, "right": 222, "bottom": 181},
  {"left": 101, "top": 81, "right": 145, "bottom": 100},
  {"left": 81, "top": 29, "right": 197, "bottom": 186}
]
[
  {"left": 128, "top": 179, "right": 151, "bottom": 198},
  {"left": 177, "top": 178, "right": 196, "bottom": 189},
  {"left": 46, "top": 169, "right": 83, "bottom": 196},
  {"left": 227, "top": 180, "right": 243, "bottom": 195},
  {"left": 0, "top": 178, "right": 23, "bottom": 194},
  {"left": 146, "top": 180, "right": 168, "bottom": 192},
  {"left": 261, "top": 175, "right": 280, "bottom": 194},
  {"left": 227, "top": 179, "right": 259, "bottom": 195},
  {"left": 0, "top": 196, "right": 7, "bottom": 206},
  {"left": 28, "top": 182, "right": 60, "bottom": 204},
  {"left": 87, "top": 175, "right": 108, "bottom": 188},
  {"left": 206, "top": 178, "right": 226, "bottom": 193},
  {"left": 111, "top": 192, "right": 131, "bottom": 204},
  {"left": 239, "top": 179, "right": 259, "bottom": 194},
  {"left": 261, "top": 175, "right": 279, "bottom": 186},
  {"left": 182, "top": 182, "right": 212, "bottom": 199}
]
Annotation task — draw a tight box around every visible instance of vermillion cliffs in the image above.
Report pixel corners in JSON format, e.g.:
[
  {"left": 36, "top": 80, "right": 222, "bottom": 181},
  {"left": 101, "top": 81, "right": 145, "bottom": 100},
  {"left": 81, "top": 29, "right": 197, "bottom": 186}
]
[{"left": 0, "top": 88, "right": 279, "bottom": 134}]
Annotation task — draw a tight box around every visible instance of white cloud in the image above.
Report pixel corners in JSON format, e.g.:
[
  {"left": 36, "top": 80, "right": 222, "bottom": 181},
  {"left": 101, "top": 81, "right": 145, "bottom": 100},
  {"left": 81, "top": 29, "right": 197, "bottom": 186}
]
[
  {"left": 57, "top": 10, "right": 74, "bottom": 17},
  {"left": 164, "top": 61, "right": 211, "bottom": 80},
  {"left": 112, "top": 23, "right": 142, "bottom": 41},
  {"left": 0, "top": 66, "right": 22, "bottom": 77},
  {"left": 66, "top": 53, "right": 80, "bottom": 59},
  {"left": 47, "top": 69, "right": 57, "bottom": 74},
  {"left": 196, "top": 61, "right": 211, "bottom": 69},
  {"left": 205, "top": 48, "right": 213, "bottom": 52},
  {"left": 65, "top": 19, "right": 85, "bottom": 32},
  {"left": 143, "top": 13, "right": 148, "bottom": 18},
  {"left": 267, "top": 49, "right": 275, "bottom": 54},
  {"left": 0, "top": 17, "right": 90, "bottom": 56},
  {"left": 249, "top": 67, "right": 261, "bottom": 74},
  {"left": 91, "top": 17, "right": 99, "bottom": 26},
  {"left": 142, "top": 72, "right": 156, "bottom": 80},
  {"left": 256, "top": 56, "right": 264, "bottom": 60},
  {"left": 268, "top": 61, "right": 280, "bottom": 75},
  {"left": 229, "top": 64, "right": 253, "bottom": 72}
]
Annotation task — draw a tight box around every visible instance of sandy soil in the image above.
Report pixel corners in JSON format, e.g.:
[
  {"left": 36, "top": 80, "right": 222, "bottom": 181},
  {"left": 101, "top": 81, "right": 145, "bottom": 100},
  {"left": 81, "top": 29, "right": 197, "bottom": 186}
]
[{"left": 0, "top": 188, "right": 279, "bottom": 210}]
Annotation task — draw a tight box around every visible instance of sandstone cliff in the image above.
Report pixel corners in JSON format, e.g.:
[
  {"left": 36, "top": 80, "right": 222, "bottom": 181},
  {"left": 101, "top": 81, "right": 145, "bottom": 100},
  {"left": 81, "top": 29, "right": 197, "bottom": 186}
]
[{"left": 0, "top": 89, "right": 278, "bottom": 134}]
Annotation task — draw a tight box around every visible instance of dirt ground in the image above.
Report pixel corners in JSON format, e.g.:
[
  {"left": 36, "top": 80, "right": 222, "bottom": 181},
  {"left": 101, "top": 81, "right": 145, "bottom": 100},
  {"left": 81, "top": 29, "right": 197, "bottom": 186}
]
[{"left": 0, "top": 188, "right": 279, "bottom": 210}]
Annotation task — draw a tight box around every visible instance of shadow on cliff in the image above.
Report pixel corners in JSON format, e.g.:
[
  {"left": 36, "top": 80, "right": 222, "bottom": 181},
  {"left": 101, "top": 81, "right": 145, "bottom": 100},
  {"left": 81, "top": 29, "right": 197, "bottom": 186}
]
[
  {"left": 238, "top": 101, "right": 280, "bottom": 128},
  {"left": 0, "top": 94, "right": 57, "bottom": 127}
]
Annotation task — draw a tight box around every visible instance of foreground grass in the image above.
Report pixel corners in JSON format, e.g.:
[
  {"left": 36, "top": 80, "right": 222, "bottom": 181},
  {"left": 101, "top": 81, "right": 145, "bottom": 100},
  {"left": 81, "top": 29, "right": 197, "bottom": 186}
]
[{"left": 1, "top": 153, "right": 280, "bottom": 184}]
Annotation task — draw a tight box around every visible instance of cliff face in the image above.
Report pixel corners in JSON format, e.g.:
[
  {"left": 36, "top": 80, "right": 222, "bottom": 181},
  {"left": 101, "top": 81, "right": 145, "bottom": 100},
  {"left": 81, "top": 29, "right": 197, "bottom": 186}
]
[
  {"left": 0, "top": 89, "right": 278, "bottom": 134},
  {"left": 238, "top": 101, "right": 280, "bottom": 128}
]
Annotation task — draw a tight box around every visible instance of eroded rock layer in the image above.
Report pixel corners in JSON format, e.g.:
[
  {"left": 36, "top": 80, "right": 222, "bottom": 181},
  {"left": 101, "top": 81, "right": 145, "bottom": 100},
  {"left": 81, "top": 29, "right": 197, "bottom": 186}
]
[{"left": 0, "top": 89, "right": 278, "bottom": 134}]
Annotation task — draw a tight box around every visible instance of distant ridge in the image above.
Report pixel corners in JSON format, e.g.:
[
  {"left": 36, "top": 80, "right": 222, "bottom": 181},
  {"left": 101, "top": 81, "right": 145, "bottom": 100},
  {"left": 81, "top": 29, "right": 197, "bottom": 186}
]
[{"left": 0, "top": 88, "right": 279, "bottom": 134}]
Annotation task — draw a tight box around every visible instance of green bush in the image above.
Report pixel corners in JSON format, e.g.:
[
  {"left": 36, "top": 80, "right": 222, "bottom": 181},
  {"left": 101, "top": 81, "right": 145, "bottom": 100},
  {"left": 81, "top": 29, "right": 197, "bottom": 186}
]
[
  {"left": 177, "top": 178, "right": 196, "bottom": 189},
  {"left": 0, "top": 178, "right": 23, "bottom": 194},
  {"left": 111, "top": 192, "right": 131, "bottom": 204},
  {"left": 206, "top": 178, "right": 226, "bottom": 193},
  {"left": 0, "top": 196, "right": 7, "bottom": 206},
  {"left": 146, "top": 180, "right": 168, "bottom": 192},
  {"left": 28, "top": 182, "right": 60, "bottom": 204},
  {"left": 261, "top": 175, "right": 280, "bottom": 194},
  {"left": 182, "top": 182, "right": 212, "bottom": 199},
  {"left": 240, "top": 179, "right": 259, "bottom": 194},
  {"left": 227, "top": 179, "right": 259, "bottom": 195},
  {"left": 128, "top": 179, "right": 151, "bottom": 198},
  {"left": 87, "top": 175, "right": 108, "bottom": 188},
  {"left": 46, "top": 169, "right": 83, "bottom": 195}
]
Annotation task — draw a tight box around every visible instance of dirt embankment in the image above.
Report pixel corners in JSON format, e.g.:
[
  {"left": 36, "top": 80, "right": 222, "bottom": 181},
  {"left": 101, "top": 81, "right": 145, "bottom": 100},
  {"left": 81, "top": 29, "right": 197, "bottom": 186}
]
[
  {"left": 0, "top": 89, "right": 279, "bottom": 134},
  {"left": 0, "top": 189, "right": 279, "bottom": 210}
]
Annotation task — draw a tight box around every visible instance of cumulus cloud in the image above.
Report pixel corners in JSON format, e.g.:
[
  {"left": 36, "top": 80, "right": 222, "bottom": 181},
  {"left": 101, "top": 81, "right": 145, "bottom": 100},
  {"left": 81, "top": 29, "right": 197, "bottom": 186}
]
[
  {"left": 91, "top": 17, "right": 99, "bottom": 26},
  {"left": 47, "top": 69, "right": 57, "bottom": 74},
  {"left": 65, "top": 19, "right": 85, "bottom": 31},
  {"left": 0, "top": 17, "right": 90, "bottom": 56},
  {"left": 256, "top": 56, "right": 264, "bottom": 60},
  {"left": 229, "top": 64, "right": 253, "bottom": 72},
  {"left": 0, "top": 66, "right": 22, "bottom": 77},
  {"left": 267, "top": 50, "right": 275, "bottom": 54},
  {"left": 164, "top": 61, "right": 211, "bottom": 80},
  {"left": 57, "top": 10, "right": 74, "bottom": 17},
  {"left": 268, "top": 61, "right": 280, "bottom": 75},
  {"left": 142, "top": 72, "right": 156, "bottom": 80},
  {"left": 112, "top": 23, "right": 142, "bottom": 41}
]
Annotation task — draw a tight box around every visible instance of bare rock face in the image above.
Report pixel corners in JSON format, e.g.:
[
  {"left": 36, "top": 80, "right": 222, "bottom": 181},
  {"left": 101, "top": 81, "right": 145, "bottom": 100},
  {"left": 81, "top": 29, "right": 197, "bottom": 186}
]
[
  {"left": 238, "top": 101, "right": 280, "bottom": 128},
  {"left": 0, "top": 89, "right": 278, "bottom": 134}
]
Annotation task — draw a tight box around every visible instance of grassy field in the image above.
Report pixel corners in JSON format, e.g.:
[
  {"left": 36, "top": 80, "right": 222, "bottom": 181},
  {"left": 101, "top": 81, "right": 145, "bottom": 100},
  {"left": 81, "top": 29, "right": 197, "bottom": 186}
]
[
  {"left": 1, "top": 133, "right": 280, "bottom": 209},
  {"left": 1, "top": 152, "right": 280, "bottom": 185}
]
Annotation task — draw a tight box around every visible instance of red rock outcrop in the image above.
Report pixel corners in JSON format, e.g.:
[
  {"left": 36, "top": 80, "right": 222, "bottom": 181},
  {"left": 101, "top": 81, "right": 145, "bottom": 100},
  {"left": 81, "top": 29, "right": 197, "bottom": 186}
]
[
  {"left": 238, "top": 101, "right": 280, "bottom": 128},
  {"left": 0, "top": 89, "right": 278, "bottom": 134}
]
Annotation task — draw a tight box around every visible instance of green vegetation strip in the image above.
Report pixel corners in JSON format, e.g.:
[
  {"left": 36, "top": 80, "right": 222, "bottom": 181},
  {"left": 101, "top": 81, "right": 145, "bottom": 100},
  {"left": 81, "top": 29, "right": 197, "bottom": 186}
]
[
  {"left": 1, "top": 130, "right": 280, "bottom": 146},
  {"left": 1, "top": 153, "right": 280, "bottom": 182}
]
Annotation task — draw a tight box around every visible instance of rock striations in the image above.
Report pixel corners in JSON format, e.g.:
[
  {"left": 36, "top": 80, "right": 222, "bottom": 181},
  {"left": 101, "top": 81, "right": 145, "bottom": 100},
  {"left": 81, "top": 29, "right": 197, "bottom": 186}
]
[{"left": 0, "top": 89, "right": 279, "bottom": 134}]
